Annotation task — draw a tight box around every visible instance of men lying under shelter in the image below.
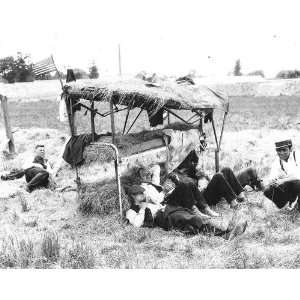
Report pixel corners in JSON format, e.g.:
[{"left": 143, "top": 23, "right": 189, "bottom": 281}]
[
  {"left": 263, "top": 139, "right": 300, "bottom": 210},
  {"left": 125, "top": 164, "right": 248, "bottom": 239},
  {"left": 126, "top": 181, "right": 248, "bottom": 240}
]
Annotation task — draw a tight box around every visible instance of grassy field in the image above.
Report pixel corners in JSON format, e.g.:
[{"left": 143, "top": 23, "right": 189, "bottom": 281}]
[{"left": 0, "top": 95, "right": 300, "bottom": 268}]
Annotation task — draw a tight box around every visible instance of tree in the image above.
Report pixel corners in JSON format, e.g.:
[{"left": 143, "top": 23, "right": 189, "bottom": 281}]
[
  {"left": 276, "top": 70, "right": 300, "bottom": 79},
  {"left": 73, "top": 68, "right": 89, "bottom": 79},
  {"left": 89, "top": 63, "right": 99, "bottom": 79},
  {"left": 0, "top": 52, "right": 34, "bottom": 83},
  {"left": 233, "top": 59, "right": 242, "bottom": 76}
]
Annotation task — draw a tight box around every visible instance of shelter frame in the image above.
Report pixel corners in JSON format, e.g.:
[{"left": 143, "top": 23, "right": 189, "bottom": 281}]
[{"left": 63, "top": 79, "right": 229, "bottom": 216}]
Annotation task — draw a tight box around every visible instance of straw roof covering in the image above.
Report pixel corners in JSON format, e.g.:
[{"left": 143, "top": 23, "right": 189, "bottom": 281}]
[{"left": 65, "top": 78, "right": 229, "bottom": 116}]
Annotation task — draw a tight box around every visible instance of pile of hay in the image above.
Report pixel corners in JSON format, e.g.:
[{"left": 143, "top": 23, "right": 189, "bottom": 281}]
[{"left": 78, "top": 181, "right": 130, "bottom": 216}]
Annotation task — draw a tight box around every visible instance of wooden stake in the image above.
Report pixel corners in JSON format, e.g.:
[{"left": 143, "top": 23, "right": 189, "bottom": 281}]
[{"left": 0, "top": 95, "right": 15, "bottom": 153}]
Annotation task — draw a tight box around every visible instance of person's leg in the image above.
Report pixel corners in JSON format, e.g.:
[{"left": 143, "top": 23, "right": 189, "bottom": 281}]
[
  {"left": 203, "top": 173, "right": 237, "bottom": 206},
  {"left": 190, "top": 216, "right": 248, "bottom": 240},
  {"left": 26, "top": 170, "right": 49, "bottom": 192},
  {"left": 190, "top": 184, "right": 220, "bottom": 217},
  {"left": 284, "top": 180, "right": 300, "bottom": 210},
  {"left": 263, "top": 184, "right": 290, "bottom": 209},
  {"left": 221, "top": 167, "right": 244, "bottom": 197}
]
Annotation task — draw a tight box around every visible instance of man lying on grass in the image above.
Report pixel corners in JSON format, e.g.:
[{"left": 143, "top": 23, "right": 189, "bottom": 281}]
[
  {"left": 125, "top": 164, "right": 248, "bottom": 240},
  {"left": 23, "top": 144, "right": 59, "bottom": 193},
  {"left": 263, "top": 139, "right": 300, "bottom": 211},
  {"left": 1, "top": 144, "right": 58, "bottom": 192}
]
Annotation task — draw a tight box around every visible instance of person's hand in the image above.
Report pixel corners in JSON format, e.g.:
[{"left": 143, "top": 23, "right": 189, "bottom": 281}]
[
  {"left": 139, "top": 202, "right": 148, "bottom": 210},
  {"left": 270, "top": 179, "right": 279, "bottom": 187}
]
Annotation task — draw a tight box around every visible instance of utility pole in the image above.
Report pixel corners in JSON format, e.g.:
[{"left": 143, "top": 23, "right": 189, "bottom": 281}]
[{"left": 118, "top": 44, "right": 122, "bottom": 76}]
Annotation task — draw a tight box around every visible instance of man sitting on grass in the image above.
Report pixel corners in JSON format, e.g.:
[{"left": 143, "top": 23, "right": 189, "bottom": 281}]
[
  {"left": 23, "top": 144, "right": 58, "bottom": 193},
  {"left": 263, "top": 139, "right": 300, "bottom": 210},
  {"left": 169, "top": 150, "right": 250, "bottom": 211}
]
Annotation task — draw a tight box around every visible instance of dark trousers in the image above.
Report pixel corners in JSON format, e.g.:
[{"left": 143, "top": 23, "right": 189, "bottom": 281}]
[
  {"left": 25, "top": 167, "right": 49, "bottom": 192},
  {"left": 156, "top": 205, "right": 228, "bottom": 236},
  {"left": 264, "top": 179, "right": 300, "bottom": 209},
  {"left": 165, "top": 181, "right": 208, "bottom": 211},
  {"left": 202, "top": 167, "right": 244, "bottom": 206}
]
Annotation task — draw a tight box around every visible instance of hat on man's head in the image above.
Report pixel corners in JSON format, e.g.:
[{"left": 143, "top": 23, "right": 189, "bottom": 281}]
[
  {"left": 127, "top": 185, "right": 145, "bottom": 195},
  {"left": 275, "top": 139, "right": 292, "bottom": 150}
]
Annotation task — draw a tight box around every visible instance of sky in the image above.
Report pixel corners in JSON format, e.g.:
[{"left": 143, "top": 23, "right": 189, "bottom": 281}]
[{"left": 1, "top": 0, "right": 300, "bottom": 78}]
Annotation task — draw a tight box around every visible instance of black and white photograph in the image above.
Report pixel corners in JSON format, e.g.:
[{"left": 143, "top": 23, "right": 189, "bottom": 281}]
[{"left": 1, "top": 0, "right": 300, "bottom": 275}]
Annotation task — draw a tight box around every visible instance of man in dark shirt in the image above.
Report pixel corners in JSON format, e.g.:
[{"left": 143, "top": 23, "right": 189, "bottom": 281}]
[{"left": 23, "top": 144, "right": 55, "bottom": 193}]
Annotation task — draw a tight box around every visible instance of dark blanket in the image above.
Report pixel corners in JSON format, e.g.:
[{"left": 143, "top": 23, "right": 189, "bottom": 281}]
[
  {"left": 62, "top": 134, "right": 94, "bottom": 166},
  {"left": 63, "top": 132, "right": 112, "bottom": 166}
]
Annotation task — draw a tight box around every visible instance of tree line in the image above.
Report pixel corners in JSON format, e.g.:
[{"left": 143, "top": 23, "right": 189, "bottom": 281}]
[{"left": 0, "top": 52, "right": 99, "bottom": 83}]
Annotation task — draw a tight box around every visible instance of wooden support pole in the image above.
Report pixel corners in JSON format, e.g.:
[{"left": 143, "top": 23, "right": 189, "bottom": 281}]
[
  {"left": 65, "top": 96, "right": 74, "bottom": 136},
  {"left": 211, "top": 114, "right": 219, "bottom": 150},
  {"left": 215, "top": 149, "right": 220, "bottom": 173},
  {"left": 0, "top": 95, "right": 15, "bottom": 153},
  {"left": 122, "top": 107, "right": 131, "bottom": 135},
  {"left": 90, "top": 101, "right": 95, "bottom": 141},
  {"left": 110, "top": 99, "right": 117, "bottom": 144},
  {"left": 211, "top": 113, "right": 220, "bottom": 172},
  {"left": 219, "top": 111, "right": 228, "bottom": 150}
]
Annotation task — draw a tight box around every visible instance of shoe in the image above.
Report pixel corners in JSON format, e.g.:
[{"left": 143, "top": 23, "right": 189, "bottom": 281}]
[
  {"left": 204, "top": 206, "right": 220, "bottom": 217},
  {"left": 191, "top": 206, "right": 211, "bottom": 221},
  {"left": 230, "top": 199, "right": 239, "bottom": 209},
  {"left": 287, "top": 197, "right": 298, "bottom": 211},
  {"left": 228, "top": 220, "right": 248, "bottom": 241}
]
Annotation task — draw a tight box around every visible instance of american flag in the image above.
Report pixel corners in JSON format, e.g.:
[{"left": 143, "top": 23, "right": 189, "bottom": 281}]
[{"left": 32, "top": 56, "right": 57, "bottom": 76}]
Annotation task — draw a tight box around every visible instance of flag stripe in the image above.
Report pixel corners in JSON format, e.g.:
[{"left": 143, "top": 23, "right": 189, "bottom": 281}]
[
  {"left": 33, "top": 56, "right": 56, "bottom": 76},
  {"left": 33, "top": 64, "right": 56, "bottom": 73},
  {"left": 33, "top": 66, "right": 56, "bottom": 76}
]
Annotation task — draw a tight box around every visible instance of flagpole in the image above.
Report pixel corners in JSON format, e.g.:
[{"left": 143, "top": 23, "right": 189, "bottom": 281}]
[{"left": 51, "top": 54, "right": 64, "bottom": 90}]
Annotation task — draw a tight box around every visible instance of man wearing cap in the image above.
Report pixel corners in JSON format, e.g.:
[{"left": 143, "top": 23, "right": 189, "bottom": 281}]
[
  {"left": 263, "top": 139, "right": 300, "bottom": 209},
  {"left": 126, "top": 184, "right": 165, "bottom": 228}
]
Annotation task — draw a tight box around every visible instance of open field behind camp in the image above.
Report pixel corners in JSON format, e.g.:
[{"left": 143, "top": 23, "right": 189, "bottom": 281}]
[{"left": 0, "top": 94, "right": 300, "bottom": 268}]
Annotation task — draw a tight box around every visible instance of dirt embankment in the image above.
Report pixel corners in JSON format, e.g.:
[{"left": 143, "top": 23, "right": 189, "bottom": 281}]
[{"left": 209, "top": 79, "right": 300, "bottom": 97}]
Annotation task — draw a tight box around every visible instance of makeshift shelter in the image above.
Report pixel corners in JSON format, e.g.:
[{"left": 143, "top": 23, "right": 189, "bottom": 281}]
[{"left": 62, "top": 76, "right": 229, "bottom": 216}]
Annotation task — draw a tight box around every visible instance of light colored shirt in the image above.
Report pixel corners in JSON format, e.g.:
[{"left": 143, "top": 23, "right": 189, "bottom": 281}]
[
  {"left": 126, "top": 203, "right": 164, "bottom": 228},
  {"left": 126, "top": 164, "right": 165, "bottom": 227},
  {"left": 23, "top": 156, "right": 53, "bottom": 171},
  {"left": 266, "top": 151, "right": 300, "bottom": 184}
]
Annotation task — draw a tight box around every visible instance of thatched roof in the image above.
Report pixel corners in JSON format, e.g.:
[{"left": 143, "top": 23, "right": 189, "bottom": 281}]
[{"left": 65, "top": 78, "right": 229, "bottom": 116}]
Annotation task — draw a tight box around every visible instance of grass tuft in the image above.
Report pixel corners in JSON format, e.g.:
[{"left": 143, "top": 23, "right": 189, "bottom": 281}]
[
  {"left": 40, "top": 231, "right": 60, "bottom": 264},
  {"left": 61, "top": 241, "right": 96, "bottom": 269}
]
